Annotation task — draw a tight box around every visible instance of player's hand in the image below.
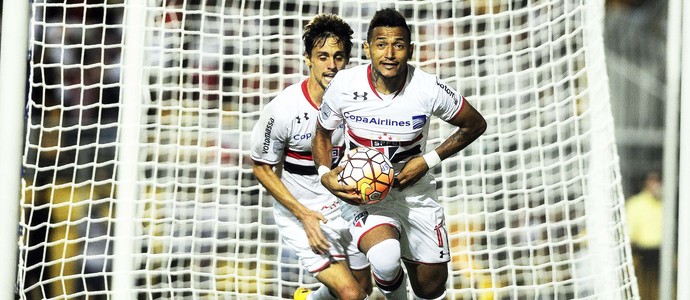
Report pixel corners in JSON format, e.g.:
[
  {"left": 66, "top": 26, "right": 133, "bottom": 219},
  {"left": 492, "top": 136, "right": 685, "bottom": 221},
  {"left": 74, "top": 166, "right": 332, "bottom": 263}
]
[
  {"left": 320, "top": 166, "right": 361, "bottom": 205},
  {"left": 394, "top": 156, "right": 429, "bottom": 190},
  {"left": 298, "top": 210, "right": 331, "bottom": 255}
]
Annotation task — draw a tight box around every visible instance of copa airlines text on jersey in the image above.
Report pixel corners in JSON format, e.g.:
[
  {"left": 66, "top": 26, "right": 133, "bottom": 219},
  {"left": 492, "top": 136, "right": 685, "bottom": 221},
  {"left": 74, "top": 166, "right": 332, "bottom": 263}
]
[
  {"left": 292, "top": 132, "right": 313, "bottom": 141},
  {"left": 343, "top": 112, "right": 411, "bottom": 127}
]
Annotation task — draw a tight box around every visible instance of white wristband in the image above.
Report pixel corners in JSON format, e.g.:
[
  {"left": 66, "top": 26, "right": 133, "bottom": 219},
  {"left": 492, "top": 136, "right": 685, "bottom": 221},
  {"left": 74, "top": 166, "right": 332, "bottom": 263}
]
[
  {"left": 317, "top": 165, "right": 330, "bottom": 178},
  {"left": 422, "top": 150, "right": 442, "bottom": 169}
]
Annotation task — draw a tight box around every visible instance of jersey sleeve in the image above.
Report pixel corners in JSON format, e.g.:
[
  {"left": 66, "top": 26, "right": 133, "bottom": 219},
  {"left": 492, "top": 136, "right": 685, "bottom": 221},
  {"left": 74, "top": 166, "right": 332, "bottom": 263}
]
[
  {"left": 249, "top": 101, "right": 287, "bottom": 165},
  {"left": 431, "top": 77, "right": 465, "bottom": 122},
  {"left": 317, "top": 77, "right": 344, "bottom": 131}
]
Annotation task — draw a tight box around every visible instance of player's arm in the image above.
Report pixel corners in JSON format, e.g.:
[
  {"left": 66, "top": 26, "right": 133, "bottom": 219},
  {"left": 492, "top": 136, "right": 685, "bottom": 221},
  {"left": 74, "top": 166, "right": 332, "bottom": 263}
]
[
  {"left": 312, "top": 122, "right": 360, "bottom": 204},
  {"left": 434, "top": 100, "right": 486, "bottom": 160},
  {"left": 252, "top": 161, "right": 332, "bottom": 254},
  {"left": 396, "top": 101, "right": 486, "bottom": 189}
]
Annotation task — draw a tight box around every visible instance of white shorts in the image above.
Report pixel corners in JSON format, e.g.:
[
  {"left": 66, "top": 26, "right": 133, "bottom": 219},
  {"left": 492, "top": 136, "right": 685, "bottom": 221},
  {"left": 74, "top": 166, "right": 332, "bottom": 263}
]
[
  {"left": 276, "top": 212, "right": 369, "bottom": 273},
  {"left": 343, "top": 173, "right": 451, "bottom": 264}
]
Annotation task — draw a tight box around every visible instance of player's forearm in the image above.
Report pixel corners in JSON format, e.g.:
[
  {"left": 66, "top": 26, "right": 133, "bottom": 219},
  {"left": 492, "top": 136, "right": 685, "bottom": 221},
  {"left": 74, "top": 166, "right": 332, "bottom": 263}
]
[
  {"left": 252, "top": 163, "right": 311, "bottom": 220},
  {"left": 431, "top": 102, "right": 487, "bottom": 162},
  {"left": 311, "top": 125, "right": 334, "bottom": 169},
  {"left": 434, "top": 122, "right": 486, "bottom": 160}
]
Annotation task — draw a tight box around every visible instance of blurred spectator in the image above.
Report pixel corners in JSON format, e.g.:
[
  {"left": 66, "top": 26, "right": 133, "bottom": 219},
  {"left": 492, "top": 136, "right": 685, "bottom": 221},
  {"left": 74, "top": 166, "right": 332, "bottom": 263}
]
[{"left": 625, "top": 171, "right": 663, "bottom": 300}]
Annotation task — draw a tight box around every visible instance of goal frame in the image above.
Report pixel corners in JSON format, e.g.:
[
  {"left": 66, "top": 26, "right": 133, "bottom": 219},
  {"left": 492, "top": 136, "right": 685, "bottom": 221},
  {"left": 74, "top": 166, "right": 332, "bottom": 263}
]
[
  {"left": 0, "top": 1, "right": 29, "bottom": 298},
  {"left": 110, "top": 1, "right": 146, "bottom": 298}
]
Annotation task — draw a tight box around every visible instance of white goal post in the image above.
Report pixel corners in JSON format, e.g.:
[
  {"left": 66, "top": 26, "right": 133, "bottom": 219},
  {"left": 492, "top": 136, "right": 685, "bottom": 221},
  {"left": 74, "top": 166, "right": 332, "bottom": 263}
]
[
  {"left": 0, "top": 1, "right": 30, "bottom": 299},
  {"left": 5, "top": 0, "right": 639, "bottom": 299}
]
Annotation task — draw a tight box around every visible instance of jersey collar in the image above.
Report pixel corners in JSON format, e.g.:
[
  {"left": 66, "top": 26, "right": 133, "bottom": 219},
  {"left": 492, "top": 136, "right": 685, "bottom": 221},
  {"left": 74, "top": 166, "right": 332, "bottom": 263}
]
[{"left": 301, "top": 79, "right": 319, "bottom": 109}]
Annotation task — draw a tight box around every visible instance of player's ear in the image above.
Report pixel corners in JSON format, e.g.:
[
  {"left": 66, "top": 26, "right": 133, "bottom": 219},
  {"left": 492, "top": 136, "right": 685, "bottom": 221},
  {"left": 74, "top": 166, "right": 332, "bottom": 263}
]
[
  {"left": 408, "top": 43, "right": 414, "bottom": 60},
  {"left": 304, "top": 53, "right": 312, "bottom": 68},
  {"left": 363, "top": 42, "right": 371, "bottom": 59}
]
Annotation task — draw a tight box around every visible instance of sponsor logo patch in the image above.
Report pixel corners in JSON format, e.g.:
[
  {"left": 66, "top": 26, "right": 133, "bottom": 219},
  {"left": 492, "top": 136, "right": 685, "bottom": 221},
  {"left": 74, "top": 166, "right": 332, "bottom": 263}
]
[{"left": 412, "top": 115, "right": 427, "bottom": 129}]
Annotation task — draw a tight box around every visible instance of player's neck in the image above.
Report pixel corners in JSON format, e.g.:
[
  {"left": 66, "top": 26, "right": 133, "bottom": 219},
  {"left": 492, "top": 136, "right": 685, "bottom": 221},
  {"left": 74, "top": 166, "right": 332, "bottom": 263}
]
[
  {"left": 306, "top": 78, "right": 325, "bottom": 106},
  {"left": 371, "top": 67, "right": 406, "bottom": 95}
]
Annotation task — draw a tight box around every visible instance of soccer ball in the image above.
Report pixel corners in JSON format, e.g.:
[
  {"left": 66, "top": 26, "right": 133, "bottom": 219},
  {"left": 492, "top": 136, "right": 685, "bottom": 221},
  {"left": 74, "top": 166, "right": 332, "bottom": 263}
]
[{"left": 338, "top": 147, "right": 395, "bottom": 204}]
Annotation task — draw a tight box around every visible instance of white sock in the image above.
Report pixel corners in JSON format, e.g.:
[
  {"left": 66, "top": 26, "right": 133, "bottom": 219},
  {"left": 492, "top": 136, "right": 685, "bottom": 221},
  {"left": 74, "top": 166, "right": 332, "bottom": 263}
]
[{"left": 367, "top": 239, "right": 407, "bottom": 299}]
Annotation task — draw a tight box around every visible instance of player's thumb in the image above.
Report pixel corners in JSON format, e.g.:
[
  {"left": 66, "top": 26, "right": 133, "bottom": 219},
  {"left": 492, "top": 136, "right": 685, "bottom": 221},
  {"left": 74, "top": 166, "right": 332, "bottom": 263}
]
[{"left": 330, "top": 165, "right": 344, "bottom": 175}]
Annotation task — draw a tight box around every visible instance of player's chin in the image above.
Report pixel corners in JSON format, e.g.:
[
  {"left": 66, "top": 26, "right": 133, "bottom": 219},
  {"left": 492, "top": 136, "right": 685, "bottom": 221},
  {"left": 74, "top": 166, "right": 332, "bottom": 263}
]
[{"left": 377, "top": 69, "right": 399, "bottom": 78}]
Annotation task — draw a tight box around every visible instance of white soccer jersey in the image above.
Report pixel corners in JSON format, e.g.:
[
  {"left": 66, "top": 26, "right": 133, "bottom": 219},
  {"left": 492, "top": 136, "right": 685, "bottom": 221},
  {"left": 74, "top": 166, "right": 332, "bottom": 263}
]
[
  {"left": 318, "top": 64, "right": 465, "bottom": 168},
  {"left": 250, "top": 80, "right": 345, "bottom": 220}
]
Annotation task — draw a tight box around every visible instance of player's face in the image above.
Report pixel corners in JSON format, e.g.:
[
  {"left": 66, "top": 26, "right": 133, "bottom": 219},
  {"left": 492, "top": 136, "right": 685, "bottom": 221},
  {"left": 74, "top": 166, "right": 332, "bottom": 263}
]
[
  {"left": 364, "top": 26, "right": 413, "bottom": 79},
  {"left": 305, "top": 37, "right": 349, "bottom": 91}
]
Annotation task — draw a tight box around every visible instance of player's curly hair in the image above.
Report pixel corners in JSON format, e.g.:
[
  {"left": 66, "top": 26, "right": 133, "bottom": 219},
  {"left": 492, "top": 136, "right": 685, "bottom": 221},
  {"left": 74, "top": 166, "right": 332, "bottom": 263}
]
[
  {"left": 302, "top": 13, "right": 354, "bottom": 59},
  {"left": 366, "top": 8, "right": 411, "bottom": 44}
]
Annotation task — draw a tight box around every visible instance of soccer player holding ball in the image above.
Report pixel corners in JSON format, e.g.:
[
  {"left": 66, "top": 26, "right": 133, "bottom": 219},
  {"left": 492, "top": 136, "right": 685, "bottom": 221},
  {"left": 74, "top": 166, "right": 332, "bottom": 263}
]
[
  {"left": 313, "top": 8, "right": 486, "bottom": 300},
  {"left": 250, "top": 14, "right": 372, "bottom": 300}
]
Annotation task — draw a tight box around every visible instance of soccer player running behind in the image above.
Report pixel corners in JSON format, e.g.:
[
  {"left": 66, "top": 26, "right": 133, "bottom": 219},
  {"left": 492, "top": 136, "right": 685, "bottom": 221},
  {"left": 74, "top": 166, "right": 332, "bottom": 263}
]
[
  {"left": 250, "top": 14, "right": 372, "bottom": 300},
  {"left": 313, "top": 8, "right": 486, "bottom": 300}
]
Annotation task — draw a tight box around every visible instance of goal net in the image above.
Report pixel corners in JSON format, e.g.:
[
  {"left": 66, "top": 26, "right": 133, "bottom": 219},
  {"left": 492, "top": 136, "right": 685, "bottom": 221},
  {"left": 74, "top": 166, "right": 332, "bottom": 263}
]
[{"left": 14, "top": 0, "right": 638, "bottom": 299}]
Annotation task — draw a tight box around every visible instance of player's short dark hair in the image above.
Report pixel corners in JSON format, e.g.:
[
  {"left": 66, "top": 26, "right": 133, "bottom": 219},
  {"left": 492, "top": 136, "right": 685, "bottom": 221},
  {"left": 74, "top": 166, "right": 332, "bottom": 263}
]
[
  {"left": 366, "top": 8, "right": 411, "bottom": 44},
  {"left": 302, "top": 13, "right": 354, "bottom": 59}
]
